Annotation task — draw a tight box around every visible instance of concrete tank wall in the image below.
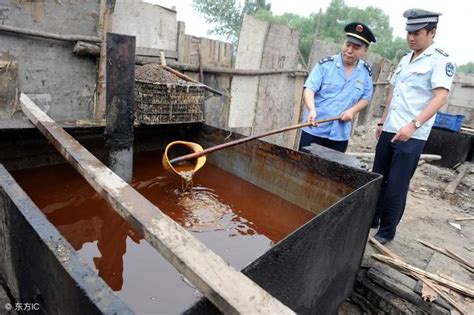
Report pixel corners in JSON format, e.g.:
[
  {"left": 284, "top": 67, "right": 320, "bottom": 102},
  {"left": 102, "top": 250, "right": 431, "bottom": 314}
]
[{"left": 0, "top": 164, "right": 133, "bottom": 314}]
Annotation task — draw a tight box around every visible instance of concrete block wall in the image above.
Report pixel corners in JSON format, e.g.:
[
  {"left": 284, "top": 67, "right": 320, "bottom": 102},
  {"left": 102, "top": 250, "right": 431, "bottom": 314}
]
[
  {"left": 112, "top": 1, "right": 178, "bottom": 57},
  {"left": 0, "top": 0, "right": 100, "bottom": 121}
]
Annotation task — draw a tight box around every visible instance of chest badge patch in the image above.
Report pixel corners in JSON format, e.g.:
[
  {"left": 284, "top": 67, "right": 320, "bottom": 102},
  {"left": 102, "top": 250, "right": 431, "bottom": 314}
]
[{"left": 446, "top": 62, "right": 455, "bottom": 77}]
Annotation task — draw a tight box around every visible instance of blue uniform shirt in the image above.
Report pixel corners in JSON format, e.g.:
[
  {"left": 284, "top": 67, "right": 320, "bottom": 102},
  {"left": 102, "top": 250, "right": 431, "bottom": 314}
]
[
  {"left": 302, "top": 53, "right": 373, "bottom": 141},
  {"left": 383, "top": 43, "right": 456, "bottom": 140}
]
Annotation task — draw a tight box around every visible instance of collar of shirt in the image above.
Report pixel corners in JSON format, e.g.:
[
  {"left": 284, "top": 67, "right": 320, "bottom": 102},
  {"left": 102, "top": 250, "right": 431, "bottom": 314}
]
[
  {"left": 334, "top": 53, "right": 364, "bottom": 75},
  {"left": 407, "top": 42, "right": 438, "bottom": 63}
]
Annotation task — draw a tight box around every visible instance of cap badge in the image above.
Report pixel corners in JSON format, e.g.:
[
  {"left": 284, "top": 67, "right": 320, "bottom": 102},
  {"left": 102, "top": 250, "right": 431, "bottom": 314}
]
[{"left": 356, "top": 24, "right": 363, "bottom": 32}]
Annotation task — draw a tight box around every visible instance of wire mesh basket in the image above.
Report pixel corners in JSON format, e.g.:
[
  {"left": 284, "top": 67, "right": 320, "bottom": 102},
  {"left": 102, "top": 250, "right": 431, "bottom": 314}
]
[{"left": 134, "top": 64, "right": 205, "bottom": 124}]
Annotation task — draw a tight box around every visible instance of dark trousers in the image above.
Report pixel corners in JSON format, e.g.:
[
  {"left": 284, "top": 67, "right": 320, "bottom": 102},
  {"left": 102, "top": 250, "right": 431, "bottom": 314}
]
[
  {"left": 298, "top": 131, "right": 349, "bottom": 153},
  {"left": 372, "top": 132, "right": 425, "bottom": 239}
]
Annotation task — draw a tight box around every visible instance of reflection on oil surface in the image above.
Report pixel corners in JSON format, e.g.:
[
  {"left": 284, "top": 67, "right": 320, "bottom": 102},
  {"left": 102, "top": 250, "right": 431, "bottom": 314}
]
[{"left": 13, "top": 150, "right": 315, "bottom": 314}]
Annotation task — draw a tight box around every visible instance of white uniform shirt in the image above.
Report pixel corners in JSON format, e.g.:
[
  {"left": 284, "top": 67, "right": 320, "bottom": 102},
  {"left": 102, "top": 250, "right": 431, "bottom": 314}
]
[{"left": 383, "top": 43, "right": 456, "bottom": 140}]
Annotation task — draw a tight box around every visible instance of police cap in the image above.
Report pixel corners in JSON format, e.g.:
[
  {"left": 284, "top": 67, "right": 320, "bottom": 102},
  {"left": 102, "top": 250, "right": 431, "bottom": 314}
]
[
  {"left": 403, "top": 8, "right": 441, "bottom": 32},
  {"left": 344, "top": 22, "right": 376, "bottom": 47}
]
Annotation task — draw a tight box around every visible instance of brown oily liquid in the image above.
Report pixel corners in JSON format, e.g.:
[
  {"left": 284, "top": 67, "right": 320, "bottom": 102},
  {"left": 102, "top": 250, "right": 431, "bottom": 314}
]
[{"left": 12, "top": 150, "right": 316, "bottom": 314}]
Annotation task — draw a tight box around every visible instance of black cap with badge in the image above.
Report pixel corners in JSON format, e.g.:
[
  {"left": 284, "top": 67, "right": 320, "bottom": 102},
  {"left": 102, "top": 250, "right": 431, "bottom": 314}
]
[
  {"left": 404, "top": 8, "right": 441, "bottom": 32},
  {"left": 344, "top": 22, "right": 377, "bottom": 47}
]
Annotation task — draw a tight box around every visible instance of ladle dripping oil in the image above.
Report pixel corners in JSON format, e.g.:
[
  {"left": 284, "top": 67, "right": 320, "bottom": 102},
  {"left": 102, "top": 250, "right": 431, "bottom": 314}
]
[
  {"left": 173, "top": 162, "right": 195, "bottom": 191},
  {"left": 162, "top": 117, "right": 341, "bottom": 182},
  {"left": 162, "top": 141, "right": 206, "bottom": 190}
]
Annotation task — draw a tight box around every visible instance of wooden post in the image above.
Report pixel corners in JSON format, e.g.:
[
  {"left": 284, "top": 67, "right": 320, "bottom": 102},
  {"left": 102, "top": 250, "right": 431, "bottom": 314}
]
[
  {"left": 105, "top": 33, "right": 135, "bottom": 183},
  {"left": 20, "top": 93, "right": 295, "bottom": 315},
  {"left": 96, "top": 0, "right": 115, "bottom": 119},
  {"left": 288, "top": 74, "right": 305, "bottom": 149}
]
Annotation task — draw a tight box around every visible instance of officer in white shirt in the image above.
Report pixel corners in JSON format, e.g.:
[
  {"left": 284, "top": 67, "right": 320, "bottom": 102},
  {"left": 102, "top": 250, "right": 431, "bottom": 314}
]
[{"left": 372, "top": 9, "right": 456, "bottom": 244}]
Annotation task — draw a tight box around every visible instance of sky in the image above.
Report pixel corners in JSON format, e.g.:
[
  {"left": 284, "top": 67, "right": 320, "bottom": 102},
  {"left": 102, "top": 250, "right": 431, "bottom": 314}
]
[{"left": 146, "top": 0, "right": 473, "bottom": 65}]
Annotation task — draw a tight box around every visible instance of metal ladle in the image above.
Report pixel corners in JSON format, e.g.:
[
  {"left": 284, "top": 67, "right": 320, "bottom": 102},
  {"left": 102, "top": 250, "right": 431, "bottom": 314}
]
[{"left": 163, "top": 117, "right": 341, "bottom": 178}]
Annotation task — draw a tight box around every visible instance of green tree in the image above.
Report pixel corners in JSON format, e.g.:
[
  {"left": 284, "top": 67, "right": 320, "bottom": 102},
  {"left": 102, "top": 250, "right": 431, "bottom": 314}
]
[
  {"left": 192, "top": 0, "right": 271, "bottom": 42},
  {"left": 319, "top": 0, "right": 407, "bottom": 61},
  {"left": 457, "top": 62, "right": 474, "bottom": 74},
  {"left": 192, "top": 0, "right": 408, "bottom": 62}
]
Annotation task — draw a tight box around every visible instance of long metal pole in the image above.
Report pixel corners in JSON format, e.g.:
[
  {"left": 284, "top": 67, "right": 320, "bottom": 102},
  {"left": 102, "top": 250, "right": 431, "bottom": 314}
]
[{"left": 169, "top": 116, "right": 340, "bottom": 164}]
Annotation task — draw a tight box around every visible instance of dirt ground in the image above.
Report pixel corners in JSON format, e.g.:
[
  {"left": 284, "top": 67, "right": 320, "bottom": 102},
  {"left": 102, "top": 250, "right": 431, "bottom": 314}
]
[{"left": 340, "top": 119, "right": 474, "bottom": 313}]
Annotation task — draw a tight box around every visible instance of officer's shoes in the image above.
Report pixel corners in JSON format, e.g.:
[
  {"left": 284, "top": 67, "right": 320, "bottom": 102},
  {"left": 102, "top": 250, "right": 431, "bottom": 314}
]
[{"left": 374, "top": 234, "right": 392, "bottom": 245}]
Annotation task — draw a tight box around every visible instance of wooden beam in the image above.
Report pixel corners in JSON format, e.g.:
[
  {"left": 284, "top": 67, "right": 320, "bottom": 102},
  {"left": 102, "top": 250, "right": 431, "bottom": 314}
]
[
  {"left": 73, "top": 41, "right": 101, "bottom": 57},
  {"left": 0, "top": 24, "right": 101, "bottom": 43},
  {"left": 72, "top": 49, "right": 307, "bottom": 77},
  {"left": 163, "top": 65, "right": 224, "bottom": 96},
  {"left": 372, "top": 254, "right": 474, "bottom": 298},
  {"left": 348, "top": 153, "right": 441, "bottom": 161},
  {"left": 288, "top": 75, "right": 305, "bottom": 149},
  {"left": 20, "top": 93, "right": 295, "bottom": 315},
  {"left": 136, "top": 57, "right": 308, "bottom": 76},
  {"left": 135, "top": 47, "right": 178, "bottom": 59}
]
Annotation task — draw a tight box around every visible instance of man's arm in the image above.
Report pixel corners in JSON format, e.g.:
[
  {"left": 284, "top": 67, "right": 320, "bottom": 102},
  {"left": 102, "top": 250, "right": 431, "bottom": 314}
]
[
  {"left": 341, "top": 66, "right": 374, "bottom": 121},
  {"left": 340, "top": 99, "right": 369, "bottom": 121},
  {"left": 303, "top": 88, "right": 317, "bottom": 124},
  {"left": 391, "top": 87, "right": 449, "bottom": 142}
]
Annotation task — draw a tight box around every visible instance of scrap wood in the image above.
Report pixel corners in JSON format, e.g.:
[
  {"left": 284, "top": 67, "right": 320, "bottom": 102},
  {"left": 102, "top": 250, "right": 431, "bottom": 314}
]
[
  {"left": 417, "top": 274, "right": 466, "bottom": 314},
  {"left": 460, "top": 126, "right": 474, "bottom": 133},
  {"left": 454, "top": 217, "right": 474, "bottom": 222},
  {"left": 0, "top": 60, "right": 11, "bottom": 70},
  {"left": 420, "top": 281, "right": 437, "bottom": 302},
  {"left": 372, "top": 254, "right": 474, "bottom": 298},
  {"left": 445, "top": 249, "right": 474, "bottom": 273},
  {"left": 444, "top": 163, "right": 470, "bottom": 196},
  {"left": 348, "top": 152, "right": 441, "bottom": 161},
  {"left": 159, "top": 51, "right": 223, "bottom": 96},
  {"left": 369, "top": 237, "right": 438, "bottom": 303},
  {"left": 418, "top": 240, "right": 474, "bottom": 272},
  {"left": 369, "top": 236, "right": 467, "bottom": 314}
]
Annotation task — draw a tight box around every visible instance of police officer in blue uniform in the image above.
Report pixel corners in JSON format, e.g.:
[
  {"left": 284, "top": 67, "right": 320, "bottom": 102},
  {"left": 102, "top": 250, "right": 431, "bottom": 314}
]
[
  {"left": 372, "top": 9, "right": 456, "bottom": 244},
  {"left": 299, "top": 22, "right": 376, "bottom": 153}
]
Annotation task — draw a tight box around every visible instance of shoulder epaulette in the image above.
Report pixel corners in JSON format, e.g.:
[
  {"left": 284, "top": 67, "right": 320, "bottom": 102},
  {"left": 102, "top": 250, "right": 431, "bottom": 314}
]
[
  {"left": 319, "top": 56, "right": 334, "bottom": 65},
  {"left": 435, "top": 48, "right": 449, "bottom": 57},
  {"left": 363, "top": 61, "right": 372, "bottom": 76}
]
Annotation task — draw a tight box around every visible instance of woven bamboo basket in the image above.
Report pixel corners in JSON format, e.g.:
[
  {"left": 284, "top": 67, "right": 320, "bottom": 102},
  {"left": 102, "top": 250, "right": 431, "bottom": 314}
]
[{"left": 134, "top": 64, "right": 205, "bottom": 124}]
